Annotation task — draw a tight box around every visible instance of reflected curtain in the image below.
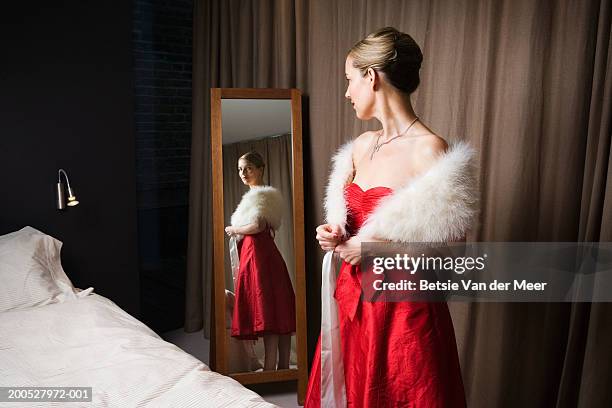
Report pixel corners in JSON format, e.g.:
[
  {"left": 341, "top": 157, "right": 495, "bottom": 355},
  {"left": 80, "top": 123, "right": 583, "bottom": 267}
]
[{"left": 188, "top": 0, "right": 611, "bottom": 405}]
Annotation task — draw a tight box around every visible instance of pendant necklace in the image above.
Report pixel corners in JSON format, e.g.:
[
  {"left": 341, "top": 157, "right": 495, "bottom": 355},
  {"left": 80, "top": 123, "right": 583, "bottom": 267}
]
[{"left": 370, "top": 117, "right": 419, "bottom": 161}]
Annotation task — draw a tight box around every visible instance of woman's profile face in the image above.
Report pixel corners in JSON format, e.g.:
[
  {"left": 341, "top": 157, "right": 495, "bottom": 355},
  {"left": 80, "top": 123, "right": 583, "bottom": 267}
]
[
  {"left": 344, "top": 55, "right": 376, "bottom": 120},
  {"left": 238, "top": 158, "right": 262, "bottom": 186}
]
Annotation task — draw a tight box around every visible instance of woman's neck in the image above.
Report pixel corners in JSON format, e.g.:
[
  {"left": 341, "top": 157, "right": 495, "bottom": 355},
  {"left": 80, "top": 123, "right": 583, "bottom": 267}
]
[{"left": 375, "top": 90, "right": 418, "bottom": 140}]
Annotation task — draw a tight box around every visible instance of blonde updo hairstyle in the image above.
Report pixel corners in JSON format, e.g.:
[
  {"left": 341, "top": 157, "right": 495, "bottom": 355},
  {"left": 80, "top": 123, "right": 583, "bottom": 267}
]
[
  {"left": 239, "top": 151, "right": 265, "bottom": 177},
  {"left": 349, "top": 27, "right": 423, "bottom": 94}
]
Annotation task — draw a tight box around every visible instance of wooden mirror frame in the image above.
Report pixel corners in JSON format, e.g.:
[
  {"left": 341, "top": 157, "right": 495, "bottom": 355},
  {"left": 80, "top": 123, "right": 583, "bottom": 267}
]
[{"left": 210, "top": 88, "right": 307, "bottom": 404}]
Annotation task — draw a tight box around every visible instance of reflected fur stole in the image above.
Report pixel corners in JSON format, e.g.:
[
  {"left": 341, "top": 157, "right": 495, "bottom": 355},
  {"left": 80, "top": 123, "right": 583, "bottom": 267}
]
[
  {"left": 324, "top": 140, "right": 479, "bottom": 242},
  {"left": 230, "top": 186, "right": 283, "bottom": 237}
]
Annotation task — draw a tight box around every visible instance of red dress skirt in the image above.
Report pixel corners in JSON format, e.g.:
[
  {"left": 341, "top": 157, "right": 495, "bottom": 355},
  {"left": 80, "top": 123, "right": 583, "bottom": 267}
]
[
  {"left": 305, "top": 183, "right": 466, "bottom": 407},
  {"left": 231, "top": 228, "right": 296, "bottom": 340}
]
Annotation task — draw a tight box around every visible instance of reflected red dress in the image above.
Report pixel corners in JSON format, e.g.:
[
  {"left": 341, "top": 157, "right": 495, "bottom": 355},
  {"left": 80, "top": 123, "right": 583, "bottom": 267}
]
[
  {"left": 305, "top": 183, "right": 466, "bottom": 407},
  {"left": 231, "top": 227, "right": 296, "bottom": 340}
]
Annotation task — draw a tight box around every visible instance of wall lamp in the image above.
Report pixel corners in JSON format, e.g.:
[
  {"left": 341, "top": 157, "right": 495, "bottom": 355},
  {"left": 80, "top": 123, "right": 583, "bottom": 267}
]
[{"left": 56, "top": 169, "right": 79, "bottom": 210}]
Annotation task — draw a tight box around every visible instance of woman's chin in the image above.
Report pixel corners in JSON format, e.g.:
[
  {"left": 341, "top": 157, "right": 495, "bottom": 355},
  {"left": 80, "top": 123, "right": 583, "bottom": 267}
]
[
  {"left": 355, "top": 111, "right": 371, "bottom": 120},
  {"left": 355, "top": 111, "right": 370, "bottom": 120}
]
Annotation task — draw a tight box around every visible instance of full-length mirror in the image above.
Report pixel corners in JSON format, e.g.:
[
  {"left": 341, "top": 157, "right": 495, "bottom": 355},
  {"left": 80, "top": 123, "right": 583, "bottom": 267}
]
[
  {"left": 210, "top": 88, "right": 307, "bottom": 403},
  {"left": 222, "top": 98, "right": 296, "bottom": 374}
]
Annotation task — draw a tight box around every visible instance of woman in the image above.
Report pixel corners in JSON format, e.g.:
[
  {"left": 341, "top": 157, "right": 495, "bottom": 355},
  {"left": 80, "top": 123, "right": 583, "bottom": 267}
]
[
  {"left": 305, "top": 27, "right": 477, "bottom": 407},
  {"left": 225, "top": 151, "right": 296, "bottom": 371}
]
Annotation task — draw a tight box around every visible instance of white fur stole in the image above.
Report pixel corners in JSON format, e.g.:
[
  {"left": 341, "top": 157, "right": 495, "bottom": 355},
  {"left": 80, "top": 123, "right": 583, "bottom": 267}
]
[
  {"left": 230, "top": 186, "right": 283, "bottom": 240},
  {"left": 324, "top": 140, "right": 479, "bottom": 242}
]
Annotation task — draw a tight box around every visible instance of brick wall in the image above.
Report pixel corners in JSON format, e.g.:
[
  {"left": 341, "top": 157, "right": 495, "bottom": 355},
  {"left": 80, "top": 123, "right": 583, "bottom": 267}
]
[
  {"left": 133, "top": 0, "right": 192, "bottom": 209},
  {"left": 133, "top": 0, "right": 193, "bottom": 333}
]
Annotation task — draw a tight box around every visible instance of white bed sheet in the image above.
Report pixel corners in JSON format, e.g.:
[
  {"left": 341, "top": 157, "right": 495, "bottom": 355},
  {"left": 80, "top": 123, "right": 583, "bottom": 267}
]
[{"left": 0, "top": 293, "right": 277, "bottom": 408}]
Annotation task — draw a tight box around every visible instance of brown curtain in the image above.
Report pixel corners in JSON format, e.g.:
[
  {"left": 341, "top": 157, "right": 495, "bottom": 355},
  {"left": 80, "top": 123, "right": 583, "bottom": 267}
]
[{"left": 187, "top": 0, "right": 612, "bottom": 406}]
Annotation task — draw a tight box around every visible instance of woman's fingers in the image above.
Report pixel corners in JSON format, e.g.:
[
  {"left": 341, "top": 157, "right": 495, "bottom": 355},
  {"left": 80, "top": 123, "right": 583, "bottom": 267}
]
[
  {"left": 319, "top": 238, "right": 337, "bottom": 251},
  {"left": 316, "top": 224, "right": 340, "bottom": 241},
  {"left": 329, "top": 224, "right": 343, "bottom": 237},
  {"left": 316, "top": 230, "right": 337, "bottom": 241},
  {"left": 317, "top": 236, "right": 336, "bottom": 244},
  {"left": 342, "top": 254, "right": 359, "bottom": 265},
  {"left": 317, "top": 234, "right": 340, "bottom": 245},
  {"left": 332, "top": 243, "right": 361, "bottom": 265},
  {"left": 315, "top": 224, "right": 330, "bottom": 234},
  {"left": 316, "top": 224, "right": 345, "bottom": 252}
]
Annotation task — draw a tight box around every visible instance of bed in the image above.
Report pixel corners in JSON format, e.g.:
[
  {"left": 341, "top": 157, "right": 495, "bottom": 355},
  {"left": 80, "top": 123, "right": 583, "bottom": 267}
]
[{"left": 0, "top": 226, "right": 276, "bottom": 407}]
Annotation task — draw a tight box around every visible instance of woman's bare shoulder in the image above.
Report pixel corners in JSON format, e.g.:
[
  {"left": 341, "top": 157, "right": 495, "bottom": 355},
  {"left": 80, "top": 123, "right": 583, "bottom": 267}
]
[
  {"left": 411, "top": 133, "right": 449, "bottom": 172},
  {"left": 414, "top": 133, "right": 448, "bottom": 156},
  {"left": 352, "top": 130, "right": 377, "bottom": 161}
]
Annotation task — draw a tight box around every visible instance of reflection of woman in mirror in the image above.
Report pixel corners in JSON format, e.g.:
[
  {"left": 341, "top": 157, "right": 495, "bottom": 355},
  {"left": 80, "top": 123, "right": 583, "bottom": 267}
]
[
  {"left": 305, "top": 27, "right": 477, "bottom": 407},
  {"left": 225, "top": 151, "right": 296, "bottom": 371}
]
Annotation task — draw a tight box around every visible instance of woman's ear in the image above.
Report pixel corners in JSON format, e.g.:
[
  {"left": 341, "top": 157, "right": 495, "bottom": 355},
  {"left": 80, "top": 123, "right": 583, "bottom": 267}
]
[{"left": 366, "top": 67, "right": 379, "bottom": 90}]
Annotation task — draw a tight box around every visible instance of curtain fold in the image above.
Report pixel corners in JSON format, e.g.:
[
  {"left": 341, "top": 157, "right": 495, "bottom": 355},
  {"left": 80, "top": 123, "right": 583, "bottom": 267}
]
[
  {"left": 188, "top": 0, "right": 612, "bottom": 405},
  {"left": 574, "top": 1, "right": 612, "bottom": 407}
]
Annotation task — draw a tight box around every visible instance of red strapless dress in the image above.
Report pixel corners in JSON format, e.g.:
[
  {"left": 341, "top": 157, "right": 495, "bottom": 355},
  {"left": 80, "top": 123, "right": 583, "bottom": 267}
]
[
  {"left": 231, "top": 228, "right": 296, "bottom": 340},
  {"left": 305, "top": 183, "right": 466, "bottom": 407}
]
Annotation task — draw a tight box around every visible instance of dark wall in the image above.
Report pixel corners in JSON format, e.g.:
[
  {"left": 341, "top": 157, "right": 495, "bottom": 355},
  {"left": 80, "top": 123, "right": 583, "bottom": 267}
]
[
  {"left": 133, "top": 0, "right": 193, "bottom": 333},
  {"left": 0, "top": 2, "right": 139, "bottom": 315},
  {"left": 134, "top": 0, "right": 192, "bottom": 207}
]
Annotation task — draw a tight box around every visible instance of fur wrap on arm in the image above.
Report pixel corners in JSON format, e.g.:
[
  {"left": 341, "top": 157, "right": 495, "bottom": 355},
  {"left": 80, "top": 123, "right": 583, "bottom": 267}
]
[
  {"left": 230, "top": 186, "right": 283, "bottom": 241},
  {"left": 324, "top": 140, "right": 479, "bottom": 242}
]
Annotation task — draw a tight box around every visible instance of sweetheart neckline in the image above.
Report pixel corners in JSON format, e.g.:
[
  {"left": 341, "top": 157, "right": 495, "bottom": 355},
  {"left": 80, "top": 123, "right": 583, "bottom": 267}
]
[{"left": 348, "top": 182, "right": 394, "bottom": 193}]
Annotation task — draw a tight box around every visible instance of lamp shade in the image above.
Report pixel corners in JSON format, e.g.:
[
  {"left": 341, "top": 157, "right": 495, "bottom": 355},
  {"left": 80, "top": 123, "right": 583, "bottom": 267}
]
[{"left": 67, "top": 186, "right": 79, "bottom": 206}]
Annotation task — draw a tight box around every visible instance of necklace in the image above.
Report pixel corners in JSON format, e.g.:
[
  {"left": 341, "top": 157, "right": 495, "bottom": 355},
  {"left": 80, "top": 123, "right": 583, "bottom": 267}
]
[{"left": 370, "top": 117, "right": 419, "bottom": 160}]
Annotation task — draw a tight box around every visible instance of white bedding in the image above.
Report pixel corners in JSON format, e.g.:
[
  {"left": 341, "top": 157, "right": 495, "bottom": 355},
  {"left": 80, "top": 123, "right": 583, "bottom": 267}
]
[{"left": 0, "top": 293, "right": 276, "bottom": 408}]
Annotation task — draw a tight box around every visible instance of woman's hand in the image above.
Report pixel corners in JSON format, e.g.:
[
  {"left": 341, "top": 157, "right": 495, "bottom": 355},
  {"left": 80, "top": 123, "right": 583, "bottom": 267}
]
[
  {"left": 334, "top": 236, "right": 362, "bottom": 265},
  {"left": 226, "top": 220, "right": 266, "bottom": 237},
  {"left": 316, "top": 223, "right": 344, "bottom": 251},
  {"left": 225, "top": 226, "right": 236, "bottom": 236}
]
